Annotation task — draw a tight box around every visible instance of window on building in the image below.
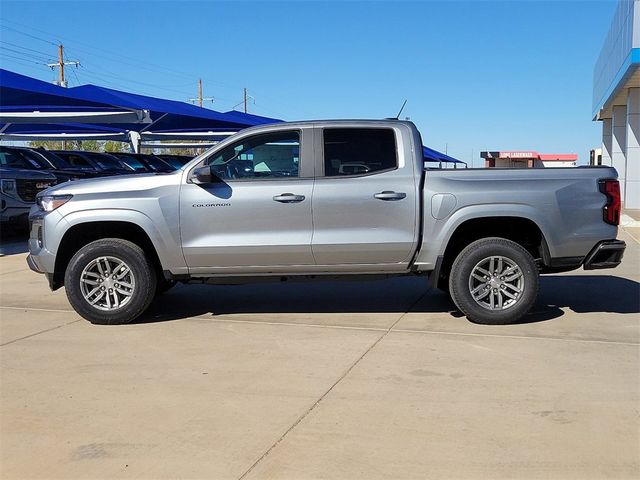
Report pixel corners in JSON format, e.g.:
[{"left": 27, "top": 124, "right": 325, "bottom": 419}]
[{"left": 323, "top": 128, "right": 397, "bottom": 176}]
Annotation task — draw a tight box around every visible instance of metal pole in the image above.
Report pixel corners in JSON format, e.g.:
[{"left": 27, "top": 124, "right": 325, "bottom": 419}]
[
  {"left": 198, "top": 79, "right": 202, "bottom": 107},
  {"left": 58, "top": 44, "right": 64, "bottom": 87},
  {"left": 244, "top": 88, "right": 247, "bottom": 113}
]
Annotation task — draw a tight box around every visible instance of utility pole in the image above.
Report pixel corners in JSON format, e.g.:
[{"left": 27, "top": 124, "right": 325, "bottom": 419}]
[
  {"left": 189, "top": 79, "right": 213, "bottom": 107},
  {"left": 47, "top": 44, "right": 79, "bottom": 87},
  {"left": 58, "top": 44, "right": 64, "bottom": 87},
  {"left": 232, "top": 88, "right": 254, "bottom": 113},
  {"left": 46, "top": 44, "right": 79, "bottom": 150},
  {"left": 243, "top": 87, "right": 247, "bottom": 113}
]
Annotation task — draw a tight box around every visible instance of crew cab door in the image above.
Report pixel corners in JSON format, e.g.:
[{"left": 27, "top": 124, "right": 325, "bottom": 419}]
[
  {"left": 180, "top": 128, "right": 315, "bottom": 273},
  {"left": 311, "top": 126, "right": 419, "bottom": 266}
]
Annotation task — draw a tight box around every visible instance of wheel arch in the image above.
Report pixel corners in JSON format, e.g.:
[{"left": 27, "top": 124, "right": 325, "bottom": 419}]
[
  {"left": 431, "top": 215, "right": 548, "bottom": 291},
  {"left": 52, "top": 220, "right": 165, "bottom": 290}
]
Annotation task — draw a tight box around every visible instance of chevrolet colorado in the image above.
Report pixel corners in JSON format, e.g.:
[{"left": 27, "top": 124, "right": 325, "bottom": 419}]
[{"left": 27, "top": 120, "right": 625, "bottom": 325}]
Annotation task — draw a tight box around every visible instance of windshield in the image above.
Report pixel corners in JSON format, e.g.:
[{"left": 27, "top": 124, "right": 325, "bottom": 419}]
[
  {"left": 0, "top": 149, "right": 41, "bottom": 169},
  {"left": 113, "top": 154, "right": 147, "bottom": 172},
  {"left": 37, "top": 150, "right": 72, "bottom": 169},
  {"left": 143, "top": 155, "right": 174, "bottom": 171},
  {"left": 84, "top": 152, "right": 133, "bottom": 171},
  {"left": 159, "top": 156, "right": 182, "bottom": 168}
]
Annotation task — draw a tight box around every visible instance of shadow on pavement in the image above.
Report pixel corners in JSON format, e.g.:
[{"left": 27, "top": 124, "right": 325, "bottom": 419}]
[
  {"left": 136, "top": 274, "right": 640, "bottom": 325},
  {"left": 0, "top": 228, "right": 29, "bottom": 256},
  {"left": 537, "top": 275, "right": 640, "bottom": 314}
]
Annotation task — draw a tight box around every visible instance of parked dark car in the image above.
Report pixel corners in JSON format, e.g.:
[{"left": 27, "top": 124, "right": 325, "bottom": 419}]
[
  {"left": 109, "top": 152, "right": 176, "bottom": 173},
  {"left": 1, "top": 166, "right": 56, "bottom": 229},
  {"left": 156, "top": 154, "right": 193, "bottom": 168},
  {"left": 51, "top": 151, "right": 135, "bottom": 175},
  {"left": 0, "top": 146, "right": 105, "bottom": 183}
]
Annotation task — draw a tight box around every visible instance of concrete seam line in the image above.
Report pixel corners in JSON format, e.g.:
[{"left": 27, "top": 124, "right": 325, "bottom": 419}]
[
  {"left": 0, "top": 319, "right": 81, "bottom": 347},
  {"left": 0, "top": 268, "right": 29, "bottom": 276},
  {"left": 236, "top": 292, "right": 428, "bottom": 480},
  {"left": 0, "top": 306, "right": 75, "bottom": 313},
  {"left": 392, "top": 328, "right": 640, "bottom": 346},
  {"left": 197, "top": 316, "right": 389, "bottom": 333},
  {"left": 622, "top": 226, "right": 640, "bottom": 245}
]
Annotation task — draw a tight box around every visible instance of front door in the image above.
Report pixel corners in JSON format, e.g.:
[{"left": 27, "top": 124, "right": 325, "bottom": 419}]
[{"left": 180, "top": 128, "right": 315, "bottom": 273}]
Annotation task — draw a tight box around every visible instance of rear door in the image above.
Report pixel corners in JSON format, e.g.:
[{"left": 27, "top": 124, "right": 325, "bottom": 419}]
[
  {"left": 311, "top": 126, "right": 419, "bottom": 266},
  {"left": 180, "top": 128, "right": 315, "bottom": 273}
]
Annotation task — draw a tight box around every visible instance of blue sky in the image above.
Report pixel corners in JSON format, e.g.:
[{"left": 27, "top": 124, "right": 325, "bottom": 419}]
[{"left": 0, "top": 0, "right": 616, "bottom": 164}]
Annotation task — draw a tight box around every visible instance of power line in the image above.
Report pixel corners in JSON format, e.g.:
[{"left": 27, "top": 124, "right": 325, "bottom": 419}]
[
  {"left": 0, "top": 18, "right": 290, "bottom": 116},
  {"left": 0, "top": 40, "right": 54, "bottom": 58},
  {"left": 76, "top": 64, "right": 195, "bottom": 96},
  {"left": 0, "top": 45, "right": 52, "bottom": 63},
  {"left": 0, "top": 52, "right": 48, "bottom": 65},
  {"left": 0, "top": 23, "right": 57, "bottom": 45},
  {"left": 0, "top": 17, "right": 240, "bottom": 91},
  {"left": 0, "top": 56, "right": 46, "bottom": 69}
]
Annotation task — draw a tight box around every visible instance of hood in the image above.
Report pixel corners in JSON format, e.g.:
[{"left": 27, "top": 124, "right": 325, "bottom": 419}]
[
  {"left": 46, "top": 169, "right": 180, "bottom": 196},
  {"left": 0, "top": 167, "right": 57, "bottom": 181}
]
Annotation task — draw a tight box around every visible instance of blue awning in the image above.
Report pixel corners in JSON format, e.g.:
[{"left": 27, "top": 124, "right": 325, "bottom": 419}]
[
  {"left": 422, "top": 145, "right": 465, "bottom": 164},
  {"left": 0, "top": 68, "right": 281, "bottom": 135}
]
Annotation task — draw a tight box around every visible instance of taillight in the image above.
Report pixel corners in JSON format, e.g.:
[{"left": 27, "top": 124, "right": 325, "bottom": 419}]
[{"left": 598, "top": 179, "right": 621, "bottom": 226}]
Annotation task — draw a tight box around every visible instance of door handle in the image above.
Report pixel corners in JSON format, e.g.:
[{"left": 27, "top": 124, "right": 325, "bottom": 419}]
[
  {"left": 374, "top": 191, "right": 407, "bottom": 201},
  {"left": 273, "top": 193, "right": 306, "bottom": 203}
]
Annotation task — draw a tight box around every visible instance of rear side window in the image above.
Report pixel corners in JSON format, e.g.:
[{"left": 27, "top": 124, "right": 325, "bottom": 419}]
[{"left": 323, "top": 128, "right": 397, "bottom": 176}]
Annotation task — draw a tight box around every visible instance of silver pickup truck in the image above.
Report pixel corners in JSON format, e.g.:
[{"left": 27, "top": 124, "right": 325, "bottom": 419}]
[{"left": 27, "top": 120, "right": 626, "bottom": 325}]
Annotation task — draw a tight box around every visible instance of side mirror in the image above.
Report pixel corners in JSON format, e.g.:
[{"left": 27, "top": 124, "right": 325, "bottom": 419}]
[{"left": 190, "top": 165, "right": 215, "bottom": 184}]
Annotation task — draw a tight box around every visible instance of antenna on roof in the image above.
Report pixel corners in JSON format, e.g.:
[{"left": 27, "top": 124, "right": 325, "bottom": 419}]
[{"left": 394, "top": 99, "right": 408, "bottom": 120}]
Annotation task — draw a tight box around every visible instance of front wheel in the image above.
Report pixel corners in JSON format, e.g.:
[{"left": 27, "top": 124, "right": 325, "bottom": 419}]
[
  {"left": 64, "top": 238, "right": 157, "bottom": 325},
  {"left": 449, "top": 237, "right": 539, "bottom": 325}
]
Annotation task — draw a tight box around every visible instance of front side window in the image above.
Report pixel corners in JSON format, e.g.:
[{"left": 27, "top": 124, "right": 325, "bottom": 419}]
[
  {"left": 323, "top": 128, "right": 397, "bottom": 176},
  {"left": 205, "top": 131, "right": 300, "bottom": 180}
]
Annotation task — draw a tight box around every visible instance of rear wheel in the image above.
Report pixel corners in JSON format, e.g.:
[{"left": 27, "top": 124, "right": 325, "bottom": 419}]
[
  {"left": 449, "top": 237, "right": 539, "bottom": 325},
  {"left": 64, "top": 238, "right": 157, "bottom": 325}
]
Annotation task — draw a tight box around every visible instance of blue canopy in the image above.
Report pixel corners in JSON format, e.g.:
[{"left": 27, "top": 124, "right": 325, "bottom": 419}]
[
  {"left": 0, "top": 68, "right": 281, "bottom": 135},
  {"left": 422, "top": 145, "right": 465, "bottom": 165}
]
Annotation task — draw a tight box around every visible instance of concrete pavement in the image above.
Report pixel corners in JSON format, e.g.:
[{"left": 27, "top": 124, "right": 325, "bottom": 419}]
[{"left": 1, "top": 229, "right": 638, "bottom": 479}]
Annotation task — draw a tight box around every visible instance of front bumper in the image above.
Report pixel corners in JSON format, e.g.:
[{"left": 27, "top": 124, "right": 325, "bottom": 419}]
[
  {"left": 26, "top": 214, "right": 56, "bottom": 278},
  {"left": 583, "top": 240, "right": 626, "bottom": 270}
]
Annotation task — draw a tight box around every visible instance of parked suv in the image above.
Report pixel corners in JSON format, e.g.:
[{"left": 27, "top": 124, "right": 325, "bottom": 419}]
[
  {"left": 1, "top": 167, "right": 56, "bottom": 229},
  {"left": 0, "top": 146, "right": 102, "bottom": 183}
]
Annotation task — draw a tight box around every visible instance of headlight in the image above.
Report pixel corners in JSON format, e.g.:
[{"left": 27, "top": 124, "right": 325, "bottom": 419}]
[
  {"left": 1, "top": 179, "right": 17, "bottom": 197},
  {"left": 36, "top": 194, "right": 73, "bottom": 212}
]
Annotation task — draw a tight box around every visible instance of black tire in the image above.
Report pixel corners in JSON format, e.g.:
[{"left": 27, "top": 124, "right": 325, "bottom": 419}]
[
  {"left": 64, "top": 238, "right": 157, "bottom": 325},
  {"left": 448, "top": 237, "right": 539, "bottom": 325}
]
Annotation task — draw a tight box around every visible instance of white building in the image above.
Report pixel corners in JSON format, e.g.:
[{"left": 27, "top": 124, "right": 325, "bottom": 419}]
[{"left": 594, "top": 0, "right": 640, "bottom": 209}]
